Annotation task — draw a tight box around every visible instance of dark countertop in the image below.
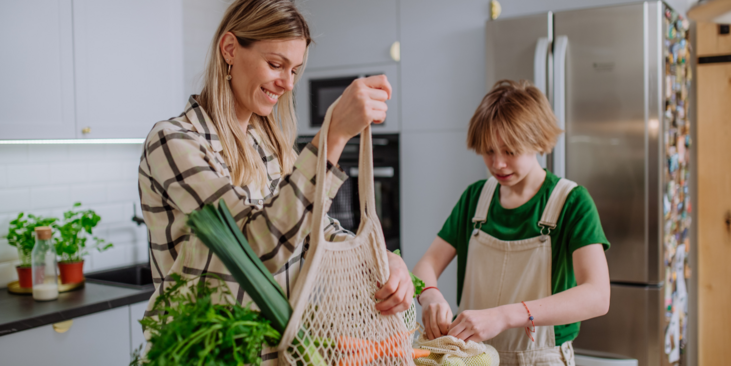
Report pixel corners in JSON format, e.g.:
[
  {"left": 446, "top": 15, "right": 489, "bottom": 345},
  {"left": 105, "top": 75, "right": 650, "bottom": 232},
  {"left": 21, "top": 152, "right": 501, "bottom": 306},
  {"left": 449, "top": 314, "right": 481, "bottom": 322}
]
[{"left": 0, "top": 282, "right": 154, "bottom": 337}]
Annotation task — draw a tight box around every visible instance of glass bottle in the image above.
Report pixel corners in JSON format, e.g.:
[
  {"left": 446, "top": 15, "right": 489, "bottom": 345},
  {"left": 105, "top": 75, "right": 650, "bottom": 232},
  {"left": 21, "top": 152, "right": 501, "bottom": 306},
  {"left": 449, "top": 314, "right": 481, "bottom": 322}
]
[{"left": 32, "top": 226, "right": 59, "bottom": 301}]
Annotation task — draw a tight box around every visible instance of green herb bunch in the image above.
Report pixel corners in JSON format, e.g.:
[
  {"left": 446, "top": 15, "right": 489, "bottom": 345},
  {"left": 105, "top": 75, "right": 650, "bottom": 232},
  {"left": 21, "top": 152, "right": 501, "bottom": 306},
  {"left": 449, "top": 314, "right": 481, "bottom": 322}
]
[
  {"left": 3, "top": 213, "right": 57, "bottom": 267},
  {"left": 132, "top": 273, "right": 280, "bottom": 366},
  {"left": 53, "top": 202, "right": 112, "bottom": 263},
  {"left": 392, "top": 249, "right": 426, "bottom": 297}
]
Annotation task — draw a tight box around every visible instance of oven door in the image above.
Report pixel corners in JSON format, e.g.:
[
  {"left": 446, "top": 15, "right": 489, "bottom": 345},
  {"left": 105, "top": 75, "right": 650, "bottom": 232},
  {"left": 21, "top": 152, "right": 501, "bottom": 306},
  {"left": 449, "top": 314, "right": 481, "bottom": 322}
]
[{"left": 296, "top": 135, "right": 400, "bottom": 252}]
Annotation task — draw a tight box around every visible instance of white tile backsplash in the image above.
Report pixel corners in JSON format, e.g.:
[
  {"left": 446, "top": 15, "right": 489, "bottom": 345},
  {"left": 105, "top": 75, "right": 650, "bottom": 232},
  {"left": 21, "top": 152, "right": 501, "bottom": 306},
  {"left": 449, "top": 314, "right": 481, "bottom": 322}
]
[
  {"left": 31, "top": 186, "right": 73, "bottom": 209},
  {"left": 49, "top": 162, "right": 89, "bottom": 184},
  {"left": 0, "top": 145, "right": 28, "bottom": 164},
  {"left": 0, "top": 144, "right": 147, "bottom": 287},
  {"left": 29, "top": 144, "right": 69, "bottom": 162},
  {"left": 6, "top": 164, "right": 50, "bottom": 187},
  {"left": 0, "top": 188, "right": 31, "bottom": 214}
]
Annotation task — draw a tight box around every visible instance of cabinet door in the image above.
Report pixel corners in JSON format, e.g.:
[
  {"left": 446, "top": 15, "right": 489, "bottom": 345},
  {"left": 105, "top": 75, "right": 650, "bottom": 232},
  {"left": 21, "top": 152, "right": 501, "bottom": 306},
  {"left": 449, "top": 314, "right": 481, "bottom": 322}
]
[
  {"left": 298, "top": 0, "right": 398, "bottom": 70},
  {"left": 0, "top": 307, "right": 131, "bottom": 366},
  {"left": 129, "top": 301, "right": 148, "bottom": 356},
  {"left": 0, "top": 0, "right": 76, "bottom": 139},
  {"left": 73, "top": 0, "right": 184, "bottom": 139},
  {"left": 399, "top": 0, "right": 489, "bottom": 131}
]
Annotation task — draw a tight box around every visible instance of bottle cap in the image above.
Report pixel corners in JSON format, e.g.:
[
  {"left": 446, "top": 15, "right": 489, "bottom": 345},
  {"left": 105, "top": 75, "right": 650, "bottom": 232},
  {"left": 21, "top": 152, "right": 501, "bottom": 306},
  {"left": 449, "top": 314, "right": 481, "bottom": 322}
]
[{"left": 35, "top": 227, "right": 53, "bottom": 240}]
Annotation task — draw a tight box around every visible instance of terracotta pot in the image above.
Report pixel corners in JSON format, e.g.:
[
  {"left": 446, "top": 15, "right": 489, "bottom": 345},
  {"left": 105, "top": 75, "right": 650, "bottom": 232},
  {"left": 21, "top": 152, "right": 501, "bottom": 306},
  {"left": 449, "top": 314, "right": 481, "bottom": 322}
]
[
  {"left": 58, "top": 260, "right": 84, "bottom": 284},
  {"left": 16, "top": 266, "right": 33, "bottom": 288}
]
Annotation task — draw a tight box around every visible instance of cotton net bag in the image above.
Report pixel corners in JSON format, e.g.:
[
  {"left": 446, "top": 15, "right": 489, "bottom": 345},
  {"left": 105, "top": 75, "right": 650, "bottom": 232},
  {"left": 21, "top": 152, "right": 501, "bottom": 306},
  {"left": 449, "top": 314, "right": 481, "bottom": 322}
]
[
  {"left": 278, "top": 98, "right": 417, "bottom": 366},
  {"left": 413, "top": 334, "right": 500, "bottom": 366}
]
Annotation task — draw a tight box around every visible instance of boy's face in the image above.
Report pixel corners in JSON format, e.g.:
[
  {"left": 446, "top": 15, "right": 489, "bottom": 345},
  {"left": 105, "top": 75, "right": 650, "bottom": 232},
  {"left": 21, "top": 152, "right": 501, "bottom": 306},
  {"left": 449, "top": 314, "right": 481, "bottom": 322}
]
[{"left": 481, "top": 138, "right": 540, "bottom": 187}]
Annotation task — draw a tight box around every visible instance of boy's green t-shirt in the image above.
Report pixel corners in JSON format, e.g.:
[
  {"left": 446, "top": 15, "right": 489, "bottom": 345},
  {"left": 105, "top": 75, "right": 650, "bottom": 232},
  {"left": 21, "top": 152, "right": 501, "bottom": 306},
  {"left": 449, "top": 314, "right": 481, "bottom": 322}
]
[{"left": 437, "top": 170, "right": 610, "bottom": 345}]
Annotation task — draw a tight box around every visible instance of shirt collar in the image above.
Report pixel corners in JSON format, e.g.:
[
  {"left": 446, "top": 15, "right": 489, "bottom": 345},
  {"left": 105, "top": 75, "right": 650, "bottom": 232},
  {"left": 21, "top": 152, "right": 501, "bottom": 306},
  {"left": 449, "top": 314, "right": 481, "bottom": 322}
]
[{"left": 184, "top": 95, "right": 223, "bottom": 153}]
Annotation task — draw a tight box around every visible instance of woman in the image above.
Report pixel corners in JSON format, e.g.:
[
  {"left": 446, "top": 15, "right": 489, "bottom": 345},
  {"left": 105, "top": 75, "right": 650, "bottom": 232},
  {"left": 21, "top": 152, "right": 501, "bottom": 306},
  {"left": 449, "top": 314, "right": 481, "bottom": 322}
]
[{"left": 138, "top": 0, "right": 413, "bottom": 362}]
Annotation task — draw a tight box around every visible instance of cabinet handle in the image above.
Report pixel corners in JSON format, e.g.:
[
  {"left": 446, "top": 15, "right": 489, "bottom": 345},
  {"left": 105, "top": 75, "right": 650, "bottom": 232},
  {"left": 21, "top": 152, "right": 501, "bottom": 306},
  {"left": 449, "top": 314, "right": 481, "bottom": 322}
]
[
  {"left": 490, "top": 0, "right": 502, "bottom": 20},
  {"left": 81, "top": 127, "right": 91, "bottom": 134},
  {"left": 53, "top": 320, "right": 73, "bottom": 333},
  {"left": 390, "top": 41, "right": 400, "bottom": 62}
]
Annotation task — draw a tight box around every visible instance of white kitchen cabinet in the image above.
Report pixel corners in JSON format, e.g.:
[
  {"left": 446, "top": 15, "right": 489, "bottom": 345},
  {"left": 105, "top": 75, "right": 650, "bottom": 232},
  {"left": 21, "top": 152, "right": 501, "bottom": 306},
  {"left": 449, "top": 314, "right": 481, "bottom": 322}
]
[
  {"left": 0, "top": 306, "right": 131, "bottom": 366},
  {"left": 399, "top": 0, "right": 490, "bottom": 131},
  {"left": 297, "top": 0, "right": 399, "bottom": 70},
  {"left": 129, "top": 301, "right": 148, "bottom": 356},
  {"left": 73, "top": 0, "right": 184, "bottom": 139},
  {"left": 0, "top": 0, "right": 76, "bottom": 139}
]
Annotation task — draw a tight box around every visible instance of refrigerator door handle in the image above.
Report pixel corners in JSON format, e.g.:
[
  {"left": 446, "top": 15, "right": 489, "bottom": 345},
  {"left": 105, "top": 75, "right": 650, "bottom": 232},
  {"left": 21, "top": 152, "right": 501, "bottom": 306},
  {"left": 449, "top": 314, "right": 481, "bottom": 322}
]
[
  {"left": 533, "top": 37, "right": 551, "bottom": 96},
  {"left": 552, "top": 35, "right": 568, "bottom": 178}
]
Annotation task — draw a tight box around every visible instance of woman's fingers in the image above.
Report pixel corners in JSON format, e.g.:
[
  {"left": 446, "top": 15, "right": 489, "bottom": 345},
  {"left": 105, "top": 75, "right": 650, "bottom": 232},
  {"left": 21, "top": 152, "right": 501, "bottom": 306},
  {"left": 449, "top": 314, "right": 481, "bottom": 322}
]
[
  {"left": 361, "top": 74, "right": 392, "bottom": 99},
  {"left": 367, "top": 87, "right": 390, "bottom": 102}
]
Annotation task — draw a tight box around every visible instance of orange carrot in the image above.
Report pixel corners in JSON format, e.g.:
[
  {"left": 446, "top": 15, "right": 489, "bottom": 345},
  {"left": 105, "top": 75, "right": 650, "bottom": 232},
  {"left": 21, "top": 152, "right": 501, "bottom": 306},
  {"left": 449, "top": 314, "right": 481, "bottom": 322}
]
[
  {"left": 411, "top": 349, "right": 431, "bottom": 359},
  {"left": 338, "top": 349, "right": 379, "bottom": 366}
]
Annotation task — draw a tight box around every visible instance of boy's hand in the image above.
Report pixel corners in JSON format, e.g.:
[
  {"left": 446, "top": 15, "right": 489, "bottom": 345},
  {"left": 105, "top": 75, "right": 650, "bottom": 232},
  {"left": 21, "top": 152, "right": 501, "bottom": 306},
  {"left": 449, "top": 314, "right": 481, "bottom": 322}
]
[
  {"left": 448, "top": 307, "right": 507, "bottom": 342},
  {"left": 419, "top": 289, "right": 453, "bottom": 340}
]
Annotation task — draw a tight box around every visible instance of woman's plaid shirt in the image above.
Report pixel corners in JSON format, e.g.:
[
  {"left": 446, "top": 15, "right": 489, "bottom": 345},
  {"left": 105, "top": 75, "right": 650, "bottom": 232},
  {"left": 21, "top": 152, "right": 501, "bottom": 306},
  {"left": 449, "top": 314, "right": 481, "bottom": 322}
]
[{"left": 138, "top": 96, "right": 352, "bottom": 363}]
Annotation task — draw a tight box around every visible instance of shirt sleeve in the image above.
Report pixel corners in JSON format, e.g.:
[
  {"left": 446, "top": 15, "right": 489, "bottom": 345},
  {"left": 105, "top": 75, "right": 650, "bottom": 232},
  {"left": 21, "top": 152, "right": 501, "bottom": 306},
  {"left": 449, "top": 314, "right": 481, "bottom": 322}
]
[
  {"left": 143, "top": 127, "right": 348, "bottom": 273},
  {"left": 437, "top": 181, "right": 484, "bottom": 249},
  {"left": 563, "top": 186, "right": 611, "bottom": 253}
]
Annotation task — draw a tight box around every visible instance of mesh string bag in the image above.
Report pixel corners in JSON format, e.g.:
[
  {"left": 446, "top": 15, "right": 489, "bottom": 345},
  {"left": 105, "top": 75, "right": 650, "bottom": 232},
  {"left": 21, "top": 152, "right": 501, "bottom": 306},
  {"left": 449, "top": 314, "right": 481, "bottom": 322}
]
[
  {"left": 278, "top": 98, "right": 415, "bottom": 366},
  {"left": 413, "top": 335, "right": 500, "bottom": 366}
]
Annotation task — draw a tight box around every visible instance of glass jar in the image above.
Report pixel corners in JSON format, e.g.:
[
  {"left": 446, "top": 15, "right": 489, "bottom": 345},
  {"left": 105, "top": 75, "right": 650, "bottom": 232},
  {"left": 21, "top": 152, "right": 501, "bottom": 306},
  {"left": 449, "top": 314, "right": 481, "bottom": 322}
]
[{"left": 31, "top": 226, "right": 59, "bottom": 301}]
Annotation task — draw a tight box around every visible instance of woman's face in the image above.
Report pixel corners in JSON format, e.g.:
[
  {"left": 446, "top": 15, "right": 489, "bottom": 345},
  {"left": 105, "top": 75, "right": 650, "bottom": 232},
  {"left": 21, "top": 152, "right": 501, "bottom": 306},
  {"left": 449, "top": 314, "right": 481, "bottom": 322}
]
[{"left": 222, "top": 35, "right": 306, "bottom": 119}]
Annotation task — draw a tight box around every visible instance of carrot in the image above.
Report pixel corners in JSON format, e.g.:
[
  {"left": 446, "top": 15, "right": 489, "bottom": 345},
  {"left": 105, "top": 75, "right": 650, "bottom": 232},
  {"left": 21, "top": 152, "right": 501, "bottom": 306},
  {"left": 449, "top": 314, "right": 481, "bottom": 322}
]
[
  {"left": 412, "top": 349, "right": 431, "bottom": 359},
  {"left": 338, "top": 349, "right": 379, "bottom": 366},
  {"left": 337, "top": 335, "right": 375, "bottom": 352}
]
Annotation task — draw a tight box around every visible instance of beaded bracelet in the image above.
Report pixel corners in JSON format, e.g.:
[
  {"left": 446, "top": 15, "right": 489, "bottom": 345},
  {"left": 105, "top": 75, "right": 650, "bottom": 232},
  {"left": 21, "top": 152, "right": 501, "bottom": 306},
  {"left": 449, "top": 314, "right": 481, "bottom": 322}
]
[{"left": 521, "top": 301, "right": 536, "bottom": 342}]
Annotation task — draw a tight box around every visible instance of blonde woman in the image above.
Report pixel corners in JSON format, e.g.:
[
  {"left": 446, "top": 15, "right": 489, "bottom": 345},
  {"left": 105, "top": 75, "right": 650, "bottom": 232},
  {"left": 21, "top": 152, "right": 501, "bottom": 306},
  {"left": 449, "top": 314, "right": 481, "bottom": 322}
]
[{"left": 138, "top": 0, "right": 413, "bottom": 362}]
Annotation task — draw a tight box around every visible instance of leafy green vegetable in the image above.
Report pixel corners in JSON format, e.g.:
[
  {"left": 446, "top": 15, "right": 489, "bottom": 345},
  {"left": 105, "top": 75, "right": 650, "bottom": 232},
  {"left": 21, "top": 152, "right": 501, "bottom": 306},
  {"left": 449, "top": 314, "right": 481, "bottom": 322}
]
[
  {"left": 187, "top": 200, "right": 327, "bottom": 366},
  {"left": 131, "top": 273, "right": 280, "bottom": 366},
  {"left": 53, "top": 202, "right": 112, "bottom": 263},
  {"left": 3, "top": 213, "right": 57, "bottom": 267},
  {"left": 187, "top": 201, "right": 291, "bottom": 333},
  {"left": 392, "top": 249, "right": 425, "bottom": 298}
]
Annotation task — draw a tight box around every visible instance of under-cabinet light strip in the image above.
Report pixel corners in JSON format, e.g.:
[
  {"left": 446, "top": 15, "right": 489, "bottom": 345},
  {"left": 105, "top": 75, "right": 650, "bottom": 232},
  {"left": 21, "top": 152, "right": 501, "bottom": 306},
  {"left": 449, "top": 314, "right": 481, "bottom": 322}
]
[{"left": 0, "top": 138, "right": 145, "bottom": 145}]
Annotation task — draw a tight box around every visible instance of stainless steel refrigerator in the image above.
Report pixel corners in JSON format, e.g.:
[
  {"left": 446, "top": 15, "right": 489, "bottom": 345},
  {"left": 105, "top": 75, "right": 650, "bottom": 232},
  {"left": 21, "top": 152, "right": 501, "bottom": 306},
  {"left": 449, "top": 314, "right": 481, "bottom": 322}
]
[{"left": 485, "top": 2, "right": 694, "bottom": 365}]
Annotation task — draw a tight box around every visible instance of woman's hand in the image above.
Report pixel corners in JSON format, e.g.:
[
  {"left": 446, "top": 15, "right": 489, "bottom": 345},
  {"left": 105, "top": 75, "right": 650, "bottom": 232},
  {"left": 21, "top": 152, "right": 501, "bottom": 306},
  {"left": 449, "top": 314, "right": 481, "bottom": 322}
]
[
  {"left": 419, "top": 289, "right": 453, "bottom": 340},
  {"left": 374, "top": 251, "right": 414, "bottom": 316},
  {"left": 448, "top": 308, "right": 508, "bottom": 343},
  {"left": 312, "top": 75, "right": 392, "bottom": 164}
]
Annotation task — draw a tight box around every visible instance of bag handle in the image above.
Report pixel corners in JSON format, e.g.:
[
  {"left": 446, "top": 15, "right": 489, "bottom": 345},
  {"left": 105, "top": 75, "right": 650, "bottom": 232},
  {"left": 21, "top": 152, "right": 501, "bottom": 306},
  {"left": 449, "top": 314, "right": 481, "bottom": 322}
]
[{"left": 311, "top": 98, "right": 378, "bottom": 247}]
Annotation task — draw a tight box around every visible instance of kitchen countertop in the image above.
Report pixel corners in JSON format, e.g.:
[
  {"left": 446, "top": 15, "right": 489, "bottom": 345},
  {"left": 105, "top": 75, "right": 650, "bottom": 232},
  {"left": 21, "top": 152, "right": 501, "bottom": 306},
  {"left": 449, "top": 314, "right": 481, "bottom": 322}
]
[{"left": 0, "top": 282, "right": 154, "bottom": 337}]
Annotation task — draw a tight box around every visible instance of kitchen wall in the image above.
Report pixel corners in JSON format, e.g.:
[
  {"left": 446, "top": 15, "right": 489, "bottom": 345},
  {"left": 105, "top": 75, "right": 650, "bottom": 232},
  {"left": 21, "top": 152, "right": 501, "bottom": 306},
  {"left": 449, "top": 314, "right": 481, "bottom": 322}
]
[
  {"left": 0, "top": 144, "right": 147, "bottom": 284},
  {"left": 0, "top": 0, "right": 229, "bottom": 287}
]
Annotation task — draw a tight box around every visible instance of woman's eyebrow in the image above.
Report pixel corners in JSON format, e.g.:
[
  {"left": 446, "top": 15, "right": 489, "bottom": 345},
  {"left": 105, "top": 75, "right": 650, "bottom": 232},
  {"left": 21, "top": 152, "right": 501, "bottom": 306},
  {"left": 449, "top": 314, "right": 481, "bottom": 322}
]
[{"left": 266, "top": 52, "right": 303, "bottom": 68}]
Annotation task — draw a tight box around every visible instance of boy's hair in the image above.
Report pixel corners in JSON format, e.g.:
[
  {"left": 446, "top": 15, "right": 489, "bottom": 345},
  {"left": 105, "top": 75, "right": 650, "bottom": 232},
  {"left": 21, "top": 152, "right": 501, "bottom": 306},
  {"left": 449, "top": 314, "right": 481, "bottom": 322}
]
[{"left": 467, "top": 79, "right": 562, "bottom": 155}]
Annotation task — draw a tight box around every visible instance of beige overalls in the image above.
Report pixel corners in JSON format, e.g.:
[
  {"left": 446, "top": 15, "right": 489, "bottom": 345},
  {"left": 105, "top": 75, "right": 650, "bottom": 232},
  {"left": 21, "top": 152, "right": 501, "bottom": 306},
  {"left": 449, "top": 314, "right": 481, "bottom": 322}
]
[{"left": 458, "top": 177, "right": 578, "bottom": 366}]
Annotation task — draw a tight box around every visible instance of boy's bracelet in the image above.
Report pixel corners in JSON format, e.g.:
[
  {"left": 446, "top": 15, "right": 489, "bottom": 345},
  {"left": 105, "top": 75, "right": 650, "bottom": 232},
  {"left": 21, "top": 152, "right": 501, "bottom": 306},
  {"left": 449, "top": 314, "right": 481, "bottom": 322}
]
[
  {"left": 416, "top": 286, "right": 439, "bottom": 305},
  {"left": 521, "top": 301, "right": 536, "bottom": 342}
]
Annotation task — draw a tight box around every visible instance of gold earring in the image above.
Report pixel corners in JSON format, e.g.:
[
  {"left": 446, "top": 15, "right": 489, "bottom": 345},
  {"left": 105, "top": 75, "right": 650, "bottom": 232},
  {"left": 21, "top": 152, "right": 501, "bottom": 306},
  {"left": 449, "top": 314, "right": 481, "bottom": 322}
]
[{"left": 226, "top": 63, "right": 232, "bottom": 81}]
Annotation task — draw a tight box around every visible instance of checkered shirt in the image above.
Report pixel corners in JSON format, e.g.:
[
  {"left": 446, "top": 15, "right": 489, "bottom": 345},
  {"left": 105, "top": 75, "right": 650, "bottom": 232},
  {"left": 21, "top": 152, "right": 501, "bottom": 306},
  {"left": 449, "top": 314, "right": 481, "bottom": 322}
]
[{"left": 138, "top": 95, "right": 352, "bottom": 364}]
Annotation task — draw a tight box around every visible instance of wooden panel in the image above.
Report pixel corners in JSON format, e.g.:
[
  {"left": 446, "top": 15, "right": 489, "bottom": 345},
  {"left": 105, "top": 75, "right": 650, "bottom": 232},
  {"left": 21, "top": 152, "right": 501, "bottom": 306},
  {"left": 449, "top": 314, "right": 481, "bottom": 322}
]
[
  {"left": 697, "top": 63, "right": 731, "bottom": 366},
  {"left": 697, "top": 22, "right": 731, "bottom": 57}
]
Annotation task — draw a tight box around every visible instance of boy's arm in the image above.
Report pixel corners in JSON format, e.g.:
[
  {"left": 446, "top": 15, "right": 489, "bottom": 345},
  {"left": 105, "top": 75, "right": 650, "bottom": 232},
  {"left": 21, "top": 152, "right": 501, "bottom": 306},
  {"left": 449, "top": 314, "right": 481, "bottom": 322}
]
[
  {"left": 448, "top": 243, "right": 610, "bottom": 342},
  {"left": 413, "top": 237, "right": 457, "bottom": 340}
]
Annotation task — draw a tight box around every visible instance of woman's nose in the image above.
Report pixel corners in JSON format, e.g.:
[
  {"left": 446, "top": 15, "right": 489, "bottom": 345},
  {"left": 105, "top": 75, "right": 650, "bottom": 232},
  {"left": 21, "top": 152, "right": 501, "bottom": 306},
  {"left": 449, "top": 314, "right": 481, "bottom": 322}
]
[{"left": 277, "top": 71, "right": 295, "bottom": 91}]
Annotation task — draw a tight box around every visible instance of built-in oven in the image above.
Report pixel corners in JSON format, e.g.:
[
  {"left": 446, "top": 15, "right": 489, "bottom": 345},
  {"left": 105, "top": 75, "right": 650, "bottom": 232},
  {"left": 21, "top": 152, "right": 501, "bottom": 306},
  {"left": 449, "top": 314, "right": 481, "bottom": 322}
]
[{"left": 296, "top": 134, "right": 400, "bottom": 252}]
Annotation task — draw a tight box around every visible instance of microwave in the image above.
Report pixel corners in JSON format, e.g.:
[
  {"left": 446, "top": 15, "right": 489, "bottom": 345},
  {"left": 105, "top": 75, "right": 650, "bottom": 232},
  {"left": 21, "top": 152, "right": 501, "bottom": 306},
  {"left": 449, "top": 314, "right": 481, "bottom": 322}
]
[{"left": 294, "top": 64, "right": 400, "bottom": 135}]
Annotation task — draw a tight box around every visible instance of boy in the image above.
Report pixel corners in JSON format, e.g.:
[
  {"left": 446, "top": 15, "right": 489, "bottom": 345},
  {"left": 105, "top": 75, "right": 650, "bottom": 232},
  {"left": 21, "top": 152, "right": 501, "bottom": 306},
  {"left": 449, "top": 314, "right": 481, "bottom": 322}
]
[{"left": 412, "top": 80, "right": 610, "bottom": 366}]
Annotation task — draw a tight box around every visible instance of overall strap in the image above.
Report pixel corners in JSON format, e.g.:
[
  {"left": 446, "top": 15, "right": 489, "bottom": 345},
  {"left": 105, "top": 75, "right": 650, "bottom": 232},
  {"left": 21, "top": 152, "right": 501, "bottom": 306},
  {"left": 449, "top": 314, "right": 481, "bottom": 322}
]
[
  {"left": 472, "top": 177, "right": 499, "bottom": 224},
  {"left": 538, "top": 178, "right": 578, "bottom": 229}
]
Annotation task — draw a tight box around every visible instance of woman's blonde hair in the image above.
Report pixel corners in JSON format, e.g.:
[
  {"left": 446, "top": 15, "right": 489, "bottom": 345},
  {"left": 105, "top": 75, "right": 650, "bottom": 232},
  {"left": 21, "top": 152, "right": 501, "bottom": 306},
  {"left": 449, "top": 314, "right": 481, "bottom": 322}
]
[
  {"left": 199, "top": 0, "right": 311, "bottom": 189},
  {"left": 467, "top": 80, "right": 562, "bottom": 155}
]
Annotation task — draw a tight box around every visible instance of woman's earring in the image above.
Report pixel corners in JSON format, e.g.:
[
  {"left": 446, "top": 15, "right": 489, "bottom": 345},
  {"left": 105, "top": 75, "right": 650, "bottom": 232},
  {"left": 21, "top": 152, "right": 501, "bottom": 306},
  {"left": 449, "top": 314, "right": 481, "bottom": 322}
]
[{"left": 226, "top": 63, "right": 232, "bottom": 81}]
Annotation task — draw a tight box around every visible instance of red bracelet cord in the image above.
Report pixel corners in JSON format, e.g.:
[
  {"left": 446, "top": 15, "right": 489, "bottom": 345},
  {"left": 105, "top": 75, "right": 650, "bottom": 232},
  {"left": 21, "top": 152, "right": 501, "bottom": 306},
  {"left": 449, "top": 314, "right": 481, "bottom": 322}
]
[
  {"left": 416, "top": 286, "right": 439, "bottom": 305},
  {"left": 521, "top": 301, "right": 536, "bottom": 342}
]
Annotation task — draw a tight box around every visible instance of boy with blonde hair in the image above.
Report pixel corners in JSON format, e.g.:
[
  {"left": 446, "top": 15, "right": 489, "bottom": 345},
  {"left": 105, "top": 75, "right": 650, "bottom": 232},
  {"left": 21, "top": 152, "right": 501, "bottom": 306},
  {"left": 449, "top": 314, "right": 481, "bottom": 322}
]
[{"left": 413, "top": 80, "right": 611, "bottom": 366}]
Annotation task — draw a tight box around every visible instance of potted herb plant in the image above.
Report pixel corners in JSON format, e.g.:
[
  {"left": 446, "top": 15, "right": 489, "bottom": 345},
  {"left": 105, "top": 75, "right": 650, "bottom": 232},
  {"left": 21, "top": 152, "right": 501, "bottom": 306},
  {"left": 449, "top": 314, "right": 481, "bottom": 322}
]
[
  {"left": 3, "top": 213, "right": 57, "bottom": 288},
  {"left": 53, "top": 203, "right": 113, "bottom": 284}
]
